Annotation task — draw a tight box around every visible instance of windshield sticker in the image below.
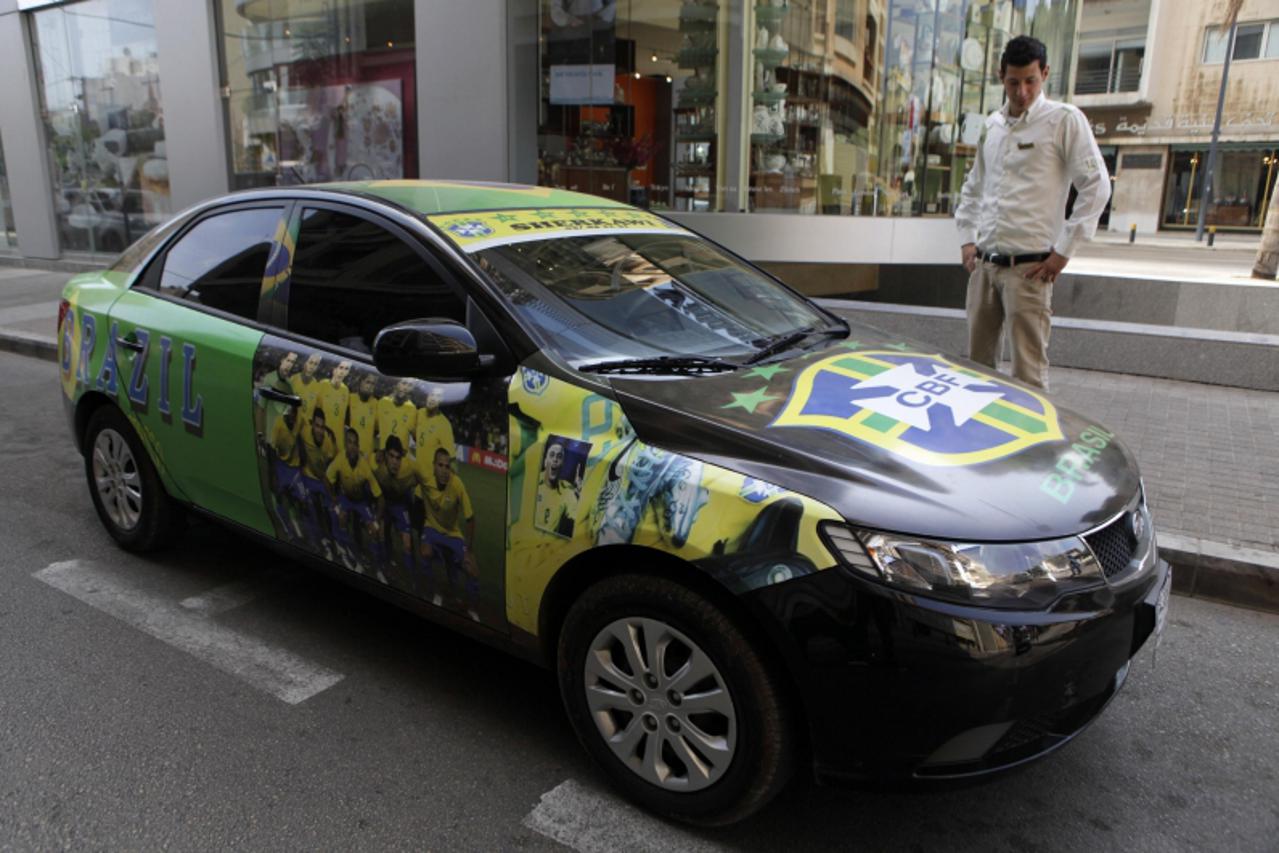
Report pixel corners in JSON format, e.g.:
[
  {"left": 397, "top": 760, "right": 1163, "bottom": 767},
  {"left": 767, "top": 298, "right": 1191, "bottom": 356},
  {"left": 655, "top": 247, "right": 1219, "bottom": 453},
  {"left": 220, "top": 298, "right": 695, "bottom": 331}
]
[
  {"left": 771, "top": 351, "right": 1064, "bottom": 466},
  {"left": 428, "top": 207, "right": 688, "bottom": 252}
]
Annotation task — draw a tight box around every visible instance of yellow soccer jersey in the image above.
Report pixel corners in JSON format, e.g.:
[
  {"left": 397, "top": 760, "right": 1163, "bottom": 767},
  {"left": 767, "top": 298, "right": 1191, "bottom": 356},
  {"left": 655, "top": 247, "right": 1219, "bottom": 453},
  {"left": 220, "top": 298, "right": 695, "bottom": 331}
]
[
  {"left": 534, "top": 477, "right": 578, "bottom": 537},
  {"left": 270, "top": 415, "right": 302, "bottom": 467},
  {"left": 319, "top": 381, "right": 350, "bottom": 433},
  {"left": 348, "top": 394, "right": 378, "bottom": 457},
  {"left": 290, "top": 373, "right": 325, "bottom": 420},
  {"left": 300, "top": 425, "right": 337, "bottom": 480},
  {"left": 373, "top": 460, "right": 420, "bottom": 505},
  {"left": 415, "top": 410, "right": 456, "bottom": 466},
  {"left": 327, "top": 452, "right": 382, "bottom": 502},
  {"left": 377, "top": 397, "right": 417, "bottom": 452},
  {"left": 423, "top": 475, "right": 473, "bottom": 539}
]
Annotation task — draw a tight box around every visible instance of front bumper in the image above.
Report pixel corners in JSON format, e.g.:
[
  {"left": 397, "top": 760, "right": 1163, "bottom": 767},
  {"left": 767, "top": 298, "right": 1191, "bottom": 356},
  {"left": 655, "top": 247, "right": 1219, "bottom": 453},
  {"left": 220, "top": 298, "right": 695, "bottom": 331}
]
[{"left": 747, "top": 549, "right": 1170, "bottom": 782}]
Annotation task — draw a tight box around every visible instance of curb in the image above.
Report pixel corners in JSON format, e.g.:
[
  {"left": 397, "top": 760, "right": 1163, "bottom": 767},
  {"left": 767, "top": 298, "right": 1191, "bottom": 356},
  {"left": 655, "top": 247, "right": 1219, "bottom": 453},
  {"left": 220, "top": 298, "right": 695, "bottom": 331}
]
[
  {"left": 0, "top": 329, "right": 57, "bottom": 363},
  {"left": 1, "top": 328, "right": 1276, "bottom": 614}
]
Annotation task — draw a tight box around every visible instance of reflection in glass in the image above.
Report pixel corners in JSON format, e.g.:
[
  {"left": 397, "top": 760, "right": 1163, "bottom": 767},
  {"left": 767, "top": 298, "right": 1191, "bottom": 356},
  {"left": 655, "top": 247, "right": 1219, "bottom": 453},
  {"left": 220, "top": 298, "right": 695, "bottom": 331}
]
[
  {"left": 31, "top": 0, "right": 169, "bottom": 255},
  {"left": 218, "top": 0, "right": 417, "bottom": 189},
  {"left": 1162, "top": 146, "right": 1278, "bottom": 231},
  {"left": 0, "top": 139, "right": 16, "bottom": 252}
]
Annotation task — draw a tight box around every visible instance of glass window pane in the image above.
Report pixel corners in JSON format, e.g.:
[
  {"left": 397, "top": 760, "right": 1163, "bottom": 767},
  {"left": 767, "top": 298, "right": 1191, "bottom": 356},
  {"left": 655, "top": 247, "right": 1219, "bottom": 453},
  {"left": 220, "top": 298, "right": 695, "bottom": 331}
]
[
  {"left": 287, "top": 208, "right": 464, "bottom": 351},
  {"left": 1267, "top": 22, "right": 1279, "bottom": 58},
  {"left": 1203, "top": 28, "right": 1228, "bottom": 62},
  {"left": 1233, "top": 23, "right": 1264, "bottom": 60},
  {"left": 1075, "top": 42, "right": 1113, "bottom": 94},
  {"left": 0, "top": 139, "right": 16, "bottom": 253},
  {"left": 835, "top": 0, "right": 856, "bottom": 41},
  {"left": 1113, "top": 43, "right": 1144, "bottom": 92},
  {"left": 218, "top": 0, "right": 417, "bottom": 189},
  {"left": 30, "top": 0, "right": 170, "bottom": 256},
  {"left": 159, "top": 208, "right": 282, "bottom": 319}
]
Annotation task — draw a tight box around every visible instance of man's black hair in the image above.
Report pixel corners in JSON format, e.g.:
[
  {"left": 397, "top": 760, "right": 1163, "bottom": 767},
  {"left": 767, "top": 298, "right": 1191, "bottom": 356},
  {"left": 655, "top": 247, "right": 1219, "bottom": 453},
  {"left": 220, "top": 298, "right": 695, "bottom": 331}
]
[
  {"left": 384, "top": 435, "right": 404, "bottom": 455},
  {"left": 1000, "top": 35, "right": 1048, "bottom": 73}
]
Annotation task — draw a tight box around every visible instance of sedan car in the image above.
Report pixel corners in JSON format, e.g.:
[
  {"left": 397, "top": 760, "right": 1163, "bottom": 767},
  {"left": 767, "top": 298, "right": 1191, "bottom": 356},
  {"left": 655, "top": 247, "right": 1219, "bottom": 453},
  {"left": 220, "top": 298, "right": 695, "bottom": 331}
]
[{"left": 59, "top": 180, "right": 1171, "bottom": 826}]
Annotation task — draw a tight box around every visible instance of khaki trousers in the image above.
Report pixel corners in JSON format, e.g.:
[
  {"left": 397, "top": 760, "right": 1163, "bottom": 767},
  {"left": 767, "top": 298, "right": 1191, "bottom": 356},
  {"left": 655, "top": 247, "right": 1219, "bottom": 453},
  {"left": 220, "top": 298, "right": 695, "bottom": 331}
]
[{"left": 965, "top": 260, "right": 1053, "bottom": 390}]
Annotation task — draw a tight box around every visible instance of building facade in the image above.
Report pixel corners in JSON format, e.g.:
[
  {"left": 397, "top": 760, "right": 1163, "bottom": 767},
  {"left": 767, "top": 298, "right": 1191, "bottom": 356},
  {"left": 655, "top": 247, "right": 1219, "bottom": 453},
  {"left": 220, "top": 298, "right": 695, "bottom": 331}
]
[
  {"left": 5, "top": 0, "right": 1266, "bottom": 280},
  {"left": 1074, "top": 0, "right": 1279, "bottom": 235}
]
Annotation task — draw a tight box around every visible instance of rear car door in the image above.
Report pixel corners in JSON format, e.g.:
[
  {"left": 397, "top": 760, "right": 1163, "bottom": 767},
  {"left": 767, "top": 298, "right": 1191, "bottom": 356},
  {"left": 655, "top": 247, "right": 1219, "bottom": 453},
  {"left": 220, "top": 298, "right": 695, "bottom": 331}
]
[
  {"left": 250, "top": 203, "right": 513, "bottom": 630},
  {"left": 106, "top": 202, "right": 288, "bottom": 534}
]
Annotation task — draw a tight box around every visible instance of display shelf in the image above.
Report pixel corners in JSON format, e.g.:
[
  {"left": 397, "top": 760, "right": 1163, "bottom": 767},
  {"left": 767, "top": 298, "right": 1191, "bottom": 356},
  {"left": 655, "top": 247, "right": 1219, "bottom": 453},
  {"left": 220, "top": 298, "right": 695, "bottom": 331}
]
[
  {"left": 676, "top": 131, "right": 717, "bottom": 142},
  {"left": 754, "top": 4, "right": 788, "bottom": 26},
  {"left": 675, "top": 164, "right": 715, "bottom": 178},
  {"left": 752, "top": 90, "right": 787, "bottom": 105},
  {"left": 750, "top": 132, "right": 785, "bottom": 145},
  {"left": 677, "top": 47, "right": 718, "bottom": 67},
  {"left": 751, "top": 47, "right": 789, "bottom": 67},
  {"left": 677, "top": 90, "right": 717, "bottom": 108},
  {"left": 679, "top": 4, "right": 718, "bottom": 23}
]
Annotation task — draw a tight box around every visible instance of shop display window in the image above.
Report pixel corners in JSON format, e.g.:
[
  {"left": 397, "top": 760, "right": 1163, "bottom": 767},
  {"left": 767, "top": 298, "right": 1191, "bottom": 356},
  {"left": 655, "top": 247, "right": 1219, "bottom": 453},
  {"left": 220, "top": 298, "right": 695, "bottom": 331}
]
[
  {"left": 0, "top": 139, "right": 16, "bottom": 253},
  {"left": 30, "top": 0, "right": 170, "bottom": 256},
  {"left": 218, "top": 0, "right": 417, "bottom": 189},
  {"left": 1162, "top": 145, "right": 1278, "bottom": 231}
]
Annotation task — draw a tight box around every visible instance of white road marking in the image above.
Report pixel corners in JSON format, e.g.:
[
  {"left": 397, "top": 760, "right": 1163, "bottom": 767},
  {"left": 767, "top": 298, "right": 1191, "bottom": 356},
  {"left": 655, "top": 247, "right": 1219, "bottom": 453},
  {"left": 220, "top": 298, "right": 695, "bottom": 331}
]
[
  {"left": 523, "top": 779, "right": 733, "bottom": 852},
  {"left": 35, "top": 560, "right": 343, "bottom": 704},
  {"left": 180, "top": 578, "right": 268, "bottom": 616}
]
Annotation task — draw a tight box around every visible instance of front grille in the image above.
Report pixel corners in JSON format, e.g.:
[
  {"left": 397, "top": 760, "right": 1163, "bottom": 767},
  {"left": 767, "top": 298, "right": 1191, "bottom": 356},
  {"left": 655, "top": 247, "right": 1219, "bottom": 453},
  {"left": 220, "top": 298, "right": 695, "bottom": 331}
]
[{"left": 1084, "top": 514, "right": 1137, "bottom": 579}]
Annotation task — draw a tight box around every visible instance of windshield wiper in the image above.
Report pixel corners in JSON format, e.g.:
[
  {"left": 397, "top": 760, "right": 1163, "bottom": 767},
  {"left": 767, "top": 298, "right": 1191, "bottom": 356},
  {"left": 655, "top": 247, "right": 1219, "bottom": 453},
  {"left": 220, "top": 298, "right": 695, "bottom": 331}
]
[
  {"left": 578, "top": 355, "right": 741, "bottom": 375},
  {"left": 743, "top": 324, "right": 845, "bottom": 365}
]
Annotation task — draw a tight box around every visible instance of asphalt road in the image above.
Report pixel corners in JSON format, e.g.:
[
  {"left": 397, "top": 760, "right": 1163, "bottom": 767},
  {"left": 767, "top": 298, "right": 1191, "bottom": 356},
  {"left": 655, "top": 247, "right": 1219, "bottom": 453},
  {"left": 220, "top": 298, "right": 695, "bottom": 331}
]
[{"left": 1, "top": 351, "right": 1276, "bottom": 851}]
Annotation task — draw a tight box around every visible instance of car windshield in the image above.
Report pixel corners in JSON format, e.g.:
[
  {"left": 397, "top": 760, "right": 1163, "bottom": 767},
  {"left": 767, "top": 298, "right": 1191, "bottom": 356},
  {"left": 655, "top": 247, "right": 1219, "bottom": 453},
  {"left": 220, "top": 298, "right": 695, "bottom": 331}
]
[{"left": 474, "top": 232, "right": 837, "bottom": 365}]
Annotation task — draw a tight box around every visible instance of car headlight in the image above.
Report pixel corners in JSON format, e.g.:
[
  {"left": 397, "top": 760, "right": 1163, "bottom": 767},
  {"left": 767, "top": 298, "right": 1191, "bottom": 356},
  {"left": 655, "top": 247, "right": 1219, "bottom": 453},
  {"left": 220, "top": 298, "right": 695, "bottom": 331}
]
[{"left": 821, "top": 523, "right": 1104, "bottom": 610}]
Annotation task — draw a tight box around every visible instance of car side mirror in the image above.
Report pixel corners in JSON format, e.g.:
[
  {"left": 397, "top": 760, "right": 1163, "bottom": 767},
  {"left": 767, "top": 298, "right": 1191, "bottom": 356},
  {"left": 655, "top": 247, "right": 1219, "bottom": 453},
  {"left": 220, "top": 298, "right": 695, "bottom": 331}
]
[{"left": 372, "top": 319, "right": 489, "bottom": 380}]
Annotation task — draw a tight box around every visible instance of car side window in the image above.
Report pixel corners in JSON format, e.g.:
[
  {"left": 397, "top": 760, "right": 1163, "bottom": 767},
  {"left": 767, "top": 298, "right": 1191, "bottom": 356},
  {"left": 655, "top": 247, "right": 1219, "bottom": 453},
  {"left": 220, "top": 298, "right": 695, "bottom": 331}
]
[
  {"left": 287, "top": 207, "right": 466, "bottom": 353},
  {"left": 155, "top": 207, "right": 283, "bottom": 320}
]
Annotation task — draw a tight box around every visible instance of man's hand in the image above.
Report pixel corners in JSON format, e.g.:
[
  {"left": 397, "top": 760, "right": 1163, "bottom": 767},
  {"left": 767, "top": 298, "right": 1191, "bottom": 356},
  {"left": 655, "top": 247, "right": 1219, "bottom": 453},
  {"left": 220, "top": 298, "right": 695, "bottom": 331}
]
[
  {"left": 961, "top": 243, "right": 979, "bottom": 273},
  {"left": 1024, "top": 250, "right": 1069, "bottom": 283}
]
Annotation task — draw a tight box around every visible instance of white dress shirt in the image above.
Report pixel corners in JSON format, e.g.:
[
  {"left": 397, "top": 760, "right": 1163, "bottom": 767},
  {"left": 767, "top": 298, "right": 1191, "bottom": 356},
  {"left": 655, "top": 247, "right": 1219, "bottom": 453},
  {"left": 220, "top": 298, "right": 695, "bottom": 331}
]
[{"left": 954, "top": 93, "right": 1110, "bottom": 259}]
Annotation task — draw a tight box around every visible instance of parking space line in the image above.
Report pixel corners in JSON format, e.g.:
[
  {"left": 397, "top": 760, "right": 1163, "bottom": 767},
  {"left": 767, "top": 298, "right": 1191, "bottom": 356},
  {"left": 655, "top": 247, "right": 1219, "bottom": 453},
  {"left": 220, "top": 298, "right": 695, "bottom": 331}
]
[
  {"left": 35, "top": 560, "right": 344, "bottom": 704},
  {"left": 180, "top": 578, "right": 268, "bottom": 616},
  {"left": 523, "top": 779, "right": 732, "bottom": 852}
]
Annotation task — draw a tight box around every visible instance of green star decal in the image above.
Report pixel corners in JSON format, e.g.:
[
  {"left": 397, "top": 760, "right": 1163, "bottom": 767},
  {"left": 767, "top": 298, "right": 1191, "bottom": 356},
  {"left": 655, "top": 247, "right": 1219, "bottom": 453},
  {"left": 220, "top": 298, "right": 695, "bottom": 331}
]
[
  {"left": 569, "top": 209, "right": 592, "bottom": 219},
  {"left": 723, "top": 386, "right": 782, "bottom": 414},
  {"left": 838, "top": 339, "right": 862, "bottom": 350},
  {"left": 745, "top": 364, "right": 789, "bottom": 380},
  {"left": 533, "top": 209, "right": 558, "bottom": 219},
  {"left": 492, "top": 213, "right": 518, "bottom": 222},
  {"left": 884, "top": 342, "right": 911, "bottom": 351}
]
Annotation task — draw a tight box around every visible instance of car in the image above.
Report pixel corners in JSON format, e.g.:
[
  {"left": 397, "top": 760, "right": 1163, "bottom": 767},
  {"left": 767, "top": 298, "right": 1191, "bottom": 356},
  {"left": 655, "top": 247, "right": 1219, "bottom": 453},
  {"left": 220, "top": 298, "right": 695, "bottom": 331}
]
[{"left": 58, "top": 180, "right": 1171, "bottom": 826}]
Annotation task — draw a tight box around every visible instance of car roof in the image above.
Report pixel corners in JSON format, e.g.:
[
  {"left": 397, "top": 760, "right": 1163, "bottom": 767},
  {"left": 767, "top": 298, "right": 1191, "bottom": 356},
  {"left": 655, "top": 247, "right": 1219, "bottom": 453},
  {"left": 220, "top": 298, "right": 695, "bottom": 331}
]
[{"left": 315, "top": 179, "right": 634, "bottom": 216}]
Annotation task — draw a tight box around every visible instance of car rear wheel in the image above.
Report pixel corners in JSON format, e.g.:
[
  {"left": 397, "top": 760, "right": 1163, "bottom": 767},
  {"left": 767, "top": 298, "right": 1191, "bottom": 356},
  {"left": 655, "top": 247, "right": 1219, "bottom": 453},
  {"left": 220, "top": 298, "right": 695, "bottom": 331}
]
[
  {"left": 557, "top": 573, "right": 796, "bottom": 826},
  {"left": 84, "top": 406, "right": 179, "bottom": 551}
]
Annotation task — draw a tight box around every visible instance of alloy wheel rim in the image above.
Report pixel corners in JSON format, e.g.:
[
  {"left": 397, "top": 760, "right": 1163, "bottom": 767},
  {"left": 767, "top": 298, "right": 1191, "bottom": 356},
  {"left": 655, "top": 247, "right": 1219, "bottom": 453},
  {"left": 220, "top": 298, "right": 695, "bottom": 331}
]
[
  {"left": 584, "top": 616, "right": 736, "bottom": 792},
  {"left": 92, "top": 428, "right": 142, "bottom": 531}
]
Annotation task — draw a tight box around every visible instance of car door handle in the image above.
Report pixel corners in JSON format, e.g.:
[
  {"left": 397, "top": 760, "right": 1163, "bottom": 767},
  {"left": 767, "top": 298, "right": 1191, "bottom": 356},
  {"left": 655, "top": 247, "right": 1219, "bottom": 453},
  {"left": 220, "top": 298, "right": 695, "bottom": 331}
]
[
  {"left": 258, "top": 387, "right": 302, "bottom": 407},
  {"left": 116, "top": 335, "right": 145, "bottom": 353}
]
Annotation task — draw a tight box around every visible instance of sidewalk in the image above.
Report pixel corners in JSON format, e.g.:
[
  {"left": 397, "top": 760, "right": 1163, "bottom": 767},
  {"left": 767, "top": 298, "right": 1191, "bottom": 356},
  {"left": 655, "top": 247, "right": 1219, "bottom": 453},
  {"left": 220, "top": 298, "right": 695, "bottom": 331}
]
[
  {"left": 1070, "top": 230, "right": 1267, "bottom": 284},
  {"left": 2, "top": 264, "right": 1275, "bottom": 613}
]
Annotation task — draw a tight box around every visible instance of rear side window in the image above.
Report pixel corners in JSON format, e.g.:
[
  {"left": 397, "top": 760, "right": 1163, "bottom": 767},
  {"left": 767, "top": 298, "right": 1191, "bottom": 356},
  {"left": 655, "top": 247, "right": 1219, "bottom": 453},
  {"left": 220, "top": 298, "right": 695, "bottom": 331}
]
[
  {"left": 287, "top": 207, "right": 465, "bottom": 352},
  {"left": 156, "top": 207, "right": 283, "bottom": 320}
]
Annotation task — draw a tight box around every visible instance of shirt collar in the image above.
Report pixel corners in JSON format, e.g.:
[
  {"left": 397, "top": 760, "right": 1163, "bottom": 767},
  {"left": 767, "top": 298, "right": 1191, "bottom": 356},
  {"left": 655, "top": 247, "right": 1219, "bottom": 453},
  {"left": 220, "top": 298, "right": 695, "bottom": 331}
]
[{"left": 1001, "top": 92, "right": 1045, "bottom": 126}]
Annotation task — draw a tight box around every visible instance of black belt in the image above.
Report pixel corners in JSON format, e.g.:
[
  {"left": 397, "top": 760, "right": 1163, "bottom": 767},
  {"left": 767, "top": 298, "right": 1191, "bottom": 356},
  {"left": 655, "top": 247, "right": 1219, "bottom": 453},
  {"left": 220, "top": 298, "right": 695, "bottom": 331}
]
[{"left": 979, "top": 250, "right": 1051, "bottom": 267}]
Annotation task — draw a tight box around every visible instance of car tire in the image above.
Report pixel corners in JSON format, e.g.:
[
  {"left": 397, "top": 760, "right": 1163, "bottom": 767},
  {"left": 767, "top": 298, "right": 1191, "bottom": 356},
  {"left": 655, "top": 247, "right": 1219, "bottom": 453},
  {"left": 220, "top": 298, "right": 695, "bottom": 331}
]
[
  {"left": 558, "top": 573, "right": 796, "bottom": 827},
  {"left": 84, "top": 406, "right": 180, "bottom": 551}
]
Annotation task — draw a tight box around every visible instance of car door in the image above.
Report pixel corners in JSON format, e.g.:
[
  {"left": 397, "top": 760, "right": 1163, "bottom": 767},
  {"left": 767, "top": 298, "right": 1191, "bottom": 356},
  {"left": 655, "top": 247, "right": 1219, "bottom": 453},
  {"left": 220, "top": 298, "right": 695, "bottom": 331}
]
[
  {"left": 106, "top": 202, "right": 289, "bottom": 534},
  {"left": 249, "top": 202, "right": 513, "bottom": 631}
]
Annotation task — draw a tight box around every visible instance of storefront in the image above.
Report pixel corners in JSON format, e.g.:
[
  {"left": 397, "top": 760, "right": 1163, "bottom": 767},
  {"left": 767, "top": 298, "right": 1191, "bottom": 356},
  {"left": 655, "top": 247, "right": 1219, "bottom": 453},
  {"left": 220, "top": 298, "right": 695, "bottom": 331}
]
[
  {"left": 532, "top": 0, "right": 1076, "bottom": 219},
  {"left": 29, "top": 0, "right": 171, "bottom": 255},
  {"left": 1162, "top": 143, "right": 1277, "bottom": 232},
  {"left": 216, "top": 0, "right": 418, "bottom": 189}
]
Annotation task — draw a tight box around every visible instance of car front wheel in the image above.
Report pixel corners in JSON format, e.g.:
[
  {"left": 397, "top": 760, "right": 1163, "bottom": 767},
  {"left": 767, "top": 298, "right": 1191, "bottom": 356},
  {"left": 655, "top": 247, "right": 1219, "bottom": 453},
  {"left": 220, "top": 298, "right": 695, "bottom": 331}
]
[
  {"left": 557, "top": 573, "right": 796, "bottom": 826},
  {"left": 84, "top": 406, "right": 179, "bottom": 551}
]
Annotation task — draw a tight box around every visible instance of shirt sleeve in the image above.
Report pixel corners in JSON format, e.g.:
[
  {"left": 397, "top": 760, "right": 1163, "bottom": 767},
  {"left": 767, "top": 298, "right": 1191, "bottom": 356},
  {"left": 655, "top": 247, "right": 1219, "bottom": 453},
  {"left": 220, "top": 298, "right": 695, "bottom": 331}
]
[
  {"left": 1054, "top": 109, "right": 1111, "bottom": 258},
  {"left": 954, "top": 127, "right": 986, "bottom": 248}
]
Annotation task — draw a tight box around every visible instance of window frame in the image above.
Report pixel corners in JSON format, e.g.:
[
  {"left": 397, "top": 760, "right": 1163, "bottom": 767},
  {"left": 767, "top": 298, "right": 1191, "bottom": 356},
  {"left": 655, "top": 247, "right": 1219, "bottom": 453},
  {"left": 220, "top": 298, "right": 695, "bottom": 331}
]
[
  {"left": 1202, "top": 20, "right": 1276, "bottom": 64},
  {"left": 132, "top": 200, "right": 293, "bottom": 330},
  {"left": 269, "top": 200, "right": 484, "bottom": 364}
]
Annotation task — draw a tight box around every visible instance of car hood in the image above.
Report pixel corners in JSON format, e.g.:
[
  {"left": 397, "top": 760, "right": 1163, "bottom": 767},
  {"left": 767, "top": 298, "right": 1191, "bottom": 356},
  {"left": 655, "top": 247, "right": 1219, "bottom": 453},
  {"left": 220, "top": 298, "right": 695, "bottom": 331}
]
[{"left": 608, "top": 329, "right": 1140, "bottom": 542}]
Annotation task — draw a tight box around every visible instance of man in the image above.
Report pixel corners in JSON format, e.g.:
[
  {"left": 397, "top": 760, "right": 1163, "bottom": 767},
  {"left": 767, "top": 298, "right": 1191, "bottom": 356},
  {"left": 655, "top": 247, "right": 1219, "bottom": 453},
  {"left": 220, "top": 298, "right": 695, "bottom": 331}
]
[
  {"left": 255, "top": 349, "right": 298, "bottom": 436},
  {"left": 377, "top": 377, "right": 417, "bottom": 456},
  {"left": 298, "top": 406, "right": 338, "bottom": 548},
  {"left": 259, "top": 397, "right": 304, "bottom": 540},
  {"left": 420, "top": 447, "right": 478, "bottom": 620},
  {"left": 289, "top": 352, "right": 326, "bottom": 419},
  {"left": 954, "top": 35, "right": 1109, "bottom": 390},
  {"left": 327, "top": 426, "right": 383, "bottom": 573},
  {"left": 374, "top": 435, "right": 422, "bottom": 588},
  {"left": 318, "top": 359, "right": 352, "bottom": 437},
  {"left": 348, "top": 373, "right": 380, "bottom": 459},
  {"left": 415, "top": 386, "right": 456, "bottom": 468},
  {"left": 535, "top": 439, "right": 580, "bottom": 538}
]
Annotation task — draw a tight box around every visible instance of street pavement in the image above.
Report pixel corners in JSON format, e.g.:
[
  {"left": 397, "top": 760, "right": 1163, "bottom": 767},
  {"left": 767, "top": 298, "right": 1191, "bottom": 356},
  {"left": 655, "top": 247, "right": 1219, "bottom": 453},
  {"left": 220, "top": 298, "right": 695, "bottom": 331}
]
[{"left": 0, "top": 351, "right": 1276, "bottom": 850}]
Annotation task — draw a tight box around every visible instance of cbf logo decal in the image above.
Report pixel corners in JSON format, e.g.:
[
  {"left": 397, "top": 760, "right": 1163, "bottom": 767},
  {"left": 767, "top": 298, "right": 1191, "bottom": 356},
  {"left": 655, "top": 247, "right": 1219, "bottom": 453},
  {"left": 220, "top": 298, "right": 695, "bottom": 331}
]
[
  {"left": 447, "top": 221, "right": 494, "bottom": 239},
  {"left": 771, "top": 351, "right": 1063, "bottom": 466}
]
